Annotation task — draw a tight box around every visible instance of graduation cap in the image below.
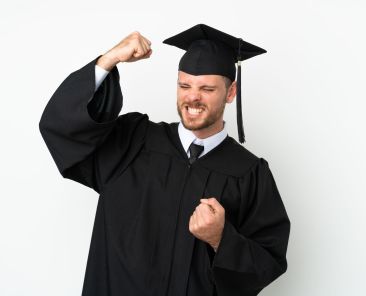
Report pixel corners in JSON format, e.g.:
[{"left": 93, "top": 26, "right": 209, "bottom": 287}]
[{"left": 163, "top": 24, "right": 266, "bottom": 143}]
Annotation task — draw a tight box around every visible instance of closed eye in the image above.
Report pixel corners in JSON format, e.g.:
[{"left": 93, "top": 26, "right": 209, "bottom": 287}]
[{"left": 178, "top": 83, "right": 190, "bottom": 89}]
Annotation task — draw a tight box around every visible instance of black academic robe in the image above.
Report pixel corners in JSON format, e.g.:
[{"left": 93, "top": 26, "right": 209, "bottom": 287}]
[{"left": 39, "top": 56, "right": 290, "bottom": 296}]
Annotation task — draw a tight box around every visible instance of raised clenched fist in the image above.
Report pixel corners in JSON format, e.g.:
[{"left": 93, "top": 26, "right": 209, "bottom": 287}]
[{"left": 97, "top": 31, "right": 152, "bottom": 71}]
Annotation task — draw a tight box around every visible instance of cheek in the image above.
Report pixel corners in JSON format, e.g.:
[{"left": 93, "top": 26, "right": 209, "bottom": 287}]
[
  {"left": 209, "top": 94, "right": 226, "bottom": 108},
  {"left": 177, "top": 88, "right": 188, "bottom": 99},
  {"left": 176, "top": 91, "right": 183, "bottom": 104}
]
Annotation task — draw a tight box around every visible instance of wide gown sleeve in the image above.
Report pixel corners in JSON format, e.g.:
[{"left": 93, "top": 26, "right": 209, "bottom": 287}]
[
  {"left": 39, "top": 56, "right": 148, "bottom": 194},
  {"left": 212, "top": 158, "right": 290, "bottom": 296}
]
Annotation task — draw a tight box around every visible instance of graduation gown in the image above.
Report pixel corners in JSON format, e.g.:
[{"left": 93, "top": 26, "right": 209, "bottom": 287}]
[{"left": 39, "top": 56, "right": 290, "bottom": 296}]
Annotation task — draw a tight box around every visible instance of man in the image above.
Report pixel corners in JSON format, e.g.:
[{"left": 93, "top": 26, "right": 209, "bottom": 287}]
[{"left": 39, "top": 24, "right": 290, "bottom": 296}]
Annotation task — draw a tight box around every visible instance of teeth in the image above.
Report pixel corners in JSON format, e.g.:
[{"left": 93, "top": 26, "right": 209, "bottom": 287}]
[{"left": 187, "top": 107, "right": 203, "bottom": 115}]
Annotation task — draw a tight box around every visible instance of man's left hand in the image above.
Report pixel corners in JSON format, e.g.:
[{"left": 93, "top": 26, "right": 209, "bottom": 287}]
[{"left": 189, "top": 197, "right": 225, "bottom": 251}]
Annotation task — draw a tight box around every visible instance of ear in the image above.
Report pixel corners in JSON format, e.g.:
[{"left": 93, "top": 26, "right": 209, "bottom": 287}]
[{"left": 226, "top": 81, "right": 237, "bottom": 104}]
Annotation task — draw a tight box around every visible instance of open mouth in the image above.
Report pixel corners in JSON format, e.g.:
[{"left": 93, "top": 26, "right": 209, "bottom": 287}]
[{"left": 185, "top": 106, "right": 204, "bottom": 115}]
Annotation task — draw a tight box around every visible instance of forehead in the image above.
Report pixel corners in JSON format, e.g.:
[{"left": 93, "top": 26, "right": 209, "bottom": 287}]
[{"left": 178, "top": 71, "right": 225, "bottom": 86}]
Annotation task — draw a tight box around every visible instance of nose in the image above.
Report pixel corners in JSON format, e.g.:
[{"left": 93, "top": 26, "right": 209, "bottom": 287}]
[{"left": 185, "top": 89, "right": 201, "bottom": 102}]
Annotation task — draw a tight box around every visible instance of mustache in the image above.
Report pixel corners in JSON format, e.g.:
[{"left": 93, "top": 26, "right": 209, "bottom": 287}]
[{"left": 181, "top": 102, "right": 207, "bottom": 109}]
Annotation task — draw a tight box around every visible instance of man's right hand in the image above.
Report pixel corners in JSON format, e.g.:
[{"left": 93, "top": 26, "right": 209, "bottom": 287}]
[{"left": 97, "top": 31, "right": 152, "bottom": 71}]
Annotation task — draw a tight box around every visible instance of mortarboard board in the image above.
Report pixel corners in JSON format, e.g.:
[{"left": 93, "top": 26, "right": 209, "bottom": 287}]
[{"left": 163, "top": 24, "right": 266, "bottom": 143}]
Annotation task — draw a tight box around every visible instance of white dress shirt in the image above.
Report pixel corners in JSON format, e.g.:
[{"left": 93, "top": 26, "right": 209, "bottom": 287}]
[
  {"left": 94, "top": 66, "right": 228, "bottom": 156},
  {"left": 177, "top": 122, "right": 227, "bottom": 158},
  {"left": 95, "top": 64, "right": 110, "bottom": 91}
]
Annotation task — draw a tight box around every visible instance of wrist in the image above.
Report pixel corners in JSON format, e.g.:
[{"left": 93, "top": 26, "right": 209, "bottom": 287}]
[
  {"left": 96, "top": 53, "right": 119, "bottom": 71},
  {"left": 210, "top": 234, "right": 223, "bottom": 252},
  {"left": 210, "top": 241, "right": 219, "bottom": 252}
]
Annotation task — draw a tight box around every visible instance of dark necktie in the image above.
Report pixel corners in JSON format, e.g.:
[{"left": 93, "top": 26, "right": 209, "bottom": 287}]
[{"left": 188, "top": 143, "right": 204, "bottom": 164}]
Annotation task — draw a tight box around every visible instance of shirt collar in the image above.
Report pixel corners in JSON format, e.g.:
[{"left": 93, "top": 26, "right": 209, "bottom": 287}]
[{"left": 178, "top": 121, "right": 228, "bottom": 157}]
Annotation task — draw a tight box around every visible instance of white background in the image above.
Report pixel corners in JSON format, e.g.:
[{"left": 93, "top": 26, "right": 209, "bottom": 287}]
[{"left": 1, "top": 0, "right": 365, "bottom": 295}]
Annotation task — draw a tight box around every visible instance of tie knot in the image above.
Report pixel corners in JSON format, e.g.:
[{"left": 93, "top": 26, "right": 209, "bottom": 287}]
[{"left": 188, "top": 143, "right": 204, "bottom": 164}]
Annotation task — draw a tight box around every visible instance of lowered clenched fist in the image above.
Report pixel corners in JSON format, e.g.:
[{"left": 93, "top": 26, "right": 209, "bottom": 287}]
[
  {"left": 97, "top": 31, "right": 152, "bottom": 71},
  {"left": 189, "top": 197, "right": 225, "bottom": 252}
]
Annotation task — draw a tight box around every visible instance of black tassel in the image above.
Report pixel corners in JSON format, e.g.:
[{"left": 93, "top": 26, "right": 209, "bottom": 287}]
[{"left": 236, "top": 39, "right": 245, "bottom": 143}]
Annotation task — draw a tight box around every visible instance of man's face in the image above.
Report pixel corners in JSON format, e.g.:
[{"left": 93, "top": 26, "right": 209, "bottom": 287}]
[{"left": 177, "top": 71, "right": 233, "bottom": 132}]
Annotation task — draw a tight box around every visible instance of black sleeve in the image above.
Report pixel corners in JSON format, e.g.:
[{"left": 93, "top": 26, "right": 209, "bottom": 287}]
[
  {"left": 211, "top": 158, "right": 291, "bottom": 296},
  {"left": 39, "top": 56, "right": 148, "bottom": 194}
]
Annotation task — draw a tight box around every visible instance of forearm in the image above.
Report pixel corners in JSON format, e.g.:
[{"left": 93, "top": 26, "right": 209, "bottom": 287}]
[{"left": 96, "top": 53, "right": 120, "bottom": 71}]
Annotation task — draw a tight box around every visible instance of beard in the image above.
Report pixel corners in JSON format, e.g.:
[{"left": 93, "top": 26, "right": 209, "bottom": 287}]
[{"left": 177, "top": 100, "right": 226, "bottom": 131}]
